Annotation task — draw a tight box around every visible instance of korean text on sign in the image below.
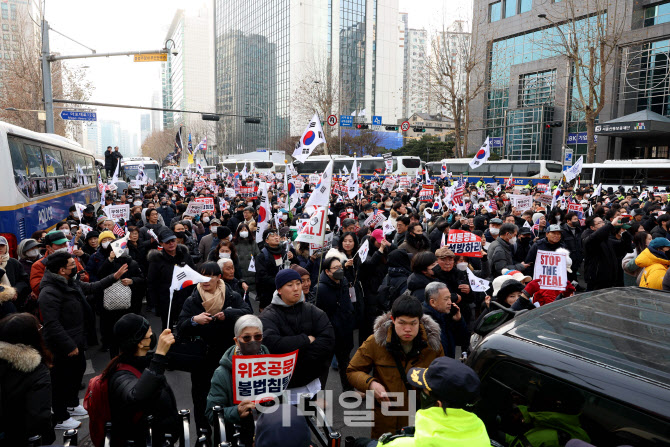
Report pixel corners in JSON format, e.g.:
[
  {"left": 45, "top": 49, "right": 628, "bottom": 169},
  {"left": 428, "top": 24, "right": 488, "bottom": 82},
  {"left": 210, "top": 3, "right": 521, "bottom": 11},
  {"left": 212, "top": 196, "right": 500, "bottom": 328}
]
[
  {"left": 239, "top": 186, "right": 258, "bottom": 200},
  {"left": 195, "top": 197, "right": 215, "bottom": 212},
  {"left": 232, "top": 350, "right": 299, "bottom": 404},
  {"left": 446, "top": 230, "right": 482, "bottom": 258}
]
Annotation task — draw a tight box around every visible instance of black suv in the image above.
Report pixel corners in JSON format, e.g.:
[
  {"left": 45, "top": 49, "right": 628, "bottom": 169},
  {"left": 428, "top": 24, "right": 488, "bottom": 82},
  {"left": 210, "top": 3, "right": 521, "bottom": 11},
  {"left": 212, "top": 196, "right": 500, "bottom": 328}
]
[{"left": 467, "top": 287, "right": 670, "bottom": 447}]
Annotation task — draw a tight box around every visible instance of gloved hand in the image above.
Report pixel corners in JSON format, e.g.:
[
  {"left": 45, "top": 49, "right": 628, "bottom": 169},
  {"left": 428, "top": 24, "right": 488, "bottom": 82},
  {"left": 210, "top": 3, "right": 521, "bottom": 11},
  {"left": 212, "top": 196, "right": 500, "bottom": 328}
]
[{"left": 524, "top": 279, "right": 541, "bottom": 297}]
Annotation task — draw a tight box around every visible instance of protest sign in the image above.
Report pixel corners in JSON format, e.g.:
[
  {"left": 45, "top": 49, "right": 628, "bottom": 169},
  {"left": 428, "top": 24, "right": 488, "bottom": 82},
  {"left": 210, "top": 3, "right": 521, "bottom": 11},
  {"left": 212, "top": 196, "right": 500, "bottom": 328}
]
[
  {"left": 232, "top": 350, "right": 298, "bottom": 404},
  {"left": 130, "top": 180, "right": 144, "bottom": 189},
  {"left": 509, "top": 194, "right": 532, "bottom": 211},
  {"left": 105, "top": 204, "right": 130, "bottom": 222},
  {"left": 295, "top": 207, "right": 327, "bottom": 244},
  {"left": 310, "top": 232, "right": 333, "bottom": 256},
  {"left": 209, "top": 173, "right": 218, "bottom": 180},
  {"left": 536, "top": 194, "right": 553, "bottom": 206},
  {"left": 446, "top": 230, "right": 482, "bottom": 258},
  {"left": 364, "top": 211, "right": 387, "bottom": 229},
  {"left": 225, "top": 188, "right": 236, "bottom": 198},
  {"left": 399, "top": 177, "right": 410, "bottom": 188},
  {"left": 295, "top": 178, "right": 304, "bottom": 190},
  {"left": 382, "top": 177, "right": 397, "bottom": 191},
  {"left": 567, "top": 203, "right": 583, "bottom": 219},
  {"left": 309, "top": 174, "right": 320, "bottom": 185},
  {"left": 419, "top": 185, "right": 434, "bottom": 202},
  {"left": 536, "top": 183, "right": 549, "bottom": 192},
  {"left": 533, "top": 250, "right": 568, "bottom": 291},
  {"left": 195, "top": 197, "right": 215, "bottom": 212},
  {"left": 183, "top": 202, "right": 205, "bottom": 217},
  {"left": 383, "top": 153, "right": 393, "bottom": 173},
  {"left": 239, "top": 186, "right": 258, "bottom": 200}
]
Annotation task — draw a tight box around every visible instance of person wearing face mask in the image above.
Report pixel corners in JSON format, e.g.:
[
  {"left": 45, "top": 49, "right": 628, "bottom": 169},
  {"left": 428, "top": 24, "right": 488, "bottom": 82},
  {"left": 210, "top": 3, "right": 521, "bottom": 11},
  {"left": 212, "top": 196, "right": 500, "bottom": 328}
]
[
  {"left": 560, "top": 211, "right": 584, "bottom": 278},
  {"left": 315, "top": 257, "right": 356, "bottom": 392},
  {"left": 156, "top": 196, "right": 176, "bottom": 223},
  {"left": 406, "top": 252, "right": 440, "bottom": 302},
  {"left": 198, "top": 218, "right": 222, "bottom": 260},
  {"left": 484, "top": 217, "right": 503, "bottom": 243},
  {"left": 512, "top": 226, "right": 534, "bottom": 277},
  {"left": 398, "top": 223, "right": 431, "bottom": 255},
  {"left": 95, "top": 238, "right": 145, "bottom": 357},
  {"left": 177, "top": 262, "right": 252, "bottom": 434},
  {"left": 30, "top": 230, "right": 89, "bottom": 296},
  {"left": 206, "top": 315, "right": 269, "bottom": 446},
  {"left": 0, "top": 236, "right": 29, "bottom": 310},
  {"left": 128, "top": 205, "right": 144, "bottom": 229},
  {"left": 172, "top": 221, "right": 201, "bottom": 263},
  {"left": 39, "top": 251, "right": 128, "bottom": 430},
  {"left": 524, "top": 224, "right": 566, "bottom": 269},
  {"left": 17, "top": 238, "right": 43, "bottom": 278},
  {"left": 488, "top": 223, "right": 530, "bottom": 279},
  {"left": 86, "top": 231, "right": 117, "bottom": 282},
  {"left": 104, "top": 314, "right": 179, "bottom": 446},
  {"left": 232, "top": 223, "right": 259, "bottom": 293}
]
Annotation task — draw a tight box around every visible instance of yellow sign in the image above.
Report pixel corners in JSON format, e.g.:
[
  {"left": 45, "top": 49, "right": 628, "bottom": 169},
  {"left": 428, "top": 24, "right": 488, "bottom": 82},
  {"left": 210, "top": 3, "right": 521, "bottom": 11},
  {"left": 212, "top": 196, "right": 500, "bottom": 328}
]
[{"left": 133, "top": 53, "right": 167, "bottom": 62}]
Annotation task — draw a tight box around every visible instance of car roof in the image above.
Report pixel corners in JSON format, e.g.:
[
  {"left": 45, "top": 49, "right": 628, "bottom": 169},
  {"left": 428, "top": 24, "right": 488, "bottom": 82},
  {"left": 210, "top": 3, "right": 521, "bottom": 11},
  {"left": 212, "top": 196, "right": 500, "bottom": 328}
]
[{"left": 503, "top": 287, "right": 670, "bottom": 386}]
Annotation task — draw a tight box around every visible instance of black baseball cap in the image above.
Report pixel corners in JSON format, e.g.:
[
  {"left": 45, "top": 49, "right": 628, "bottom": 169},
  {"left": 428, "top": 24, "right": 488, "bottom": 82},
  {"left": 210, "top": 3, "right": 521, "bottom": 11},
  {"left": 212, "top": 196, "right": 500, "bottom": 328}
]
[{"left": 407, "top": 357, "right": 480, "bottom": 409}]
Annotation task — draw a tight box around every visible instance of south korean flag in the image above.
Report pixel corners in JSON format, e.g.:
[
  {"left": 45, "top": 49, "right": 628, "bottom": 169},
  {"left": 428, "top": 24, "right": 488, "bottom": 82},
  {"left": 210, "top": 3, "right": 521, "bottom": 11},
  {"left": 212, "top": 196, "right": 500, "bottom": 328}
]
[{"left": 292, "top": 113, "right": 327, "bottom": 163}]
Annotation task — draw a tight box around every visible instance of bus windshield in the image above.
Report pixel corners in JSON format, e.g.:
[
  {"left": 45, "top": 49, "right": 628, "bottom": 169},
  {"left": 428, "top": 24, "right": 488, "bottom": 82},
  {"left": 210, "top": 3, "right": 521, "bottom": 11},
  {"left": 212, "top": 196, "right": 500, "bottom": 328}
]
[
  {"left": 400, "top": 158, "right": 421, "bottom": 168},
  {"left": 253, "top": 162, "right": 273, "bottom": 169},
  {"left": 123, "top": 164, "right": 159, "bottom": 181}
]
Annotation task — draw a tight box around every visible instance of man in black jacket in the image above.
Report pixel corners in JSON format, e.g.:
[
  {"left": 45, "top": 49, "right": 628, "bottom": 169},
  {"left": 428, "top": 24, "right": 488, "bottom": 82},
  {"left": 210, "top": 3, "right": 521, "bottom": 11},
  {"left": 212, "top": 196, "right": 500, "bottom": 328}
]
[
  {"left": 260, "top": 269, "right": 334, "bottom": 402},
  {"left": 255, "top": 228, "right": 298, "bottom": 310},
  {"left": 39, "top": 251, "right": 127, "bottom": 429},
  {"left": 104, "top": 146, "right": 114, "bottom": 177},
  {"left": 146, "top": 229, "right": 196, "bottom": 329},
  {"left": 434, "top": 247, "right": 474, "bottom": 325},
  {"left": 561, "top": 212, "right": 584, "bottom": 278},
  {"left": 582, "top": 215, "right": 632, "bottom": 291}
]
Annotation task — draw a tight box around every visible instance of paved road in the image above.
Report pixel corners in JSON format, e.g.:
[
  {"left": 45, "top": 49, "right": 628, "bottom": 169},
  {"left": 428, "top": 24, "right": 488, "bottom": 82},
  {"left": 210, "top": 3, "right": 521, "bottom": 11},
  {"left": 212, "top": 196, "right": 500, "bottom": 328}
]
[{"left": 64, "top": 298, "right": 371, "bottom": 446}]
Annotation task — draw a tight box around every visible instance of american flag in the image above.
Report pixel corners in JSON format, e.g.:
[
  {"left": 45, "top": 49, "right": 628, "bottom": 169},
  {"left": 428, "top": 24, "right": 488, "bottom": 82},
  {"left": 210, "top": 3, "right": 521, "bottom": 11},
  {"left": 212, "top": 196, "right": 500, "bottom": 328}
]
[
  {"left": 112, "top": 222, "right": 126, "bottom": 238},
  {"left": 489, "top": 198, "right": 498, "bottom": 212},
  {"left": 532, "top": 217, "right": 541, "bottom": 237},
  {"left": 451, "top": 175, "right": 465, "bottom": 209}
]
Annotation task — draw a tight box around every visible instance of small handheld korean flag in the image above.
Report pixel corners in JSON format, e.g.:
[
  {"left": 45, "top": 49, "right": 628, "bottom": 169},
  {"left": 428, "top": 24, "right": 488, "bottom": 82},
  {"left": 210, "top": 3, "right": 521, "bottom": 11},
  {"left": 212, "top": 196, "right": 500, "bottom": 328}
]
[
  {"left": 469, "top": 137, "right": 491, "bottom": 169},
  {"left": 592, "top": 183, "right": 602, "bottom": 197},
  {"left": 168, "top": 265, "right": 212, "bottom": 324},
  {"left": 356, "top": 239, "right": 370, "bottom": 261},
  {"left": 248, "top": 255, "right": 256, "bottom": 273},
  {"left": 292, "top": 113, "right": 327, "bottom": 163}
]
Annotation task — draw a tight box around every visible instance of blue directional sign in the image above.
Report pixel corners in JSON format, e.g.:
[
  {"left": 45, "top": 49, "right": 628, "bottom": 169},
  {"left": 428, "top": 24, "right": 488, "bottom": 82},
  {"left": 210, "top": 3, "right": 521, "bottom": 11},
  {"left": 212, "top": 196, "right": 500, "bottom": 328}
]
[
  {"left": 340, "top": 115, "right": 354, "bottom": 127},
  {"left": 372, "top": 115, "right": 382, "bottom": 126},
  {"left": 60, "top": 110, "right": 97, "bottom": 121}
]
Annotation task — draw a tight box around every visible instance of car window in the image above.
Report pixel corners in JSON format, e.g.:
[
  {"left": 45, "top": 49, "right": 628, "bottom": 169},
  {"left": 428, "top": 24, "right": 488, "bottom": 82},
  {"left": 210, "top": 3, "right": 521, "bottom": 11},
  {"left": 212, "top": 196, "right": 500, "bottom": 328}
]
[{"left": 476, "top": 361, "right": 670, "bottom": 446}]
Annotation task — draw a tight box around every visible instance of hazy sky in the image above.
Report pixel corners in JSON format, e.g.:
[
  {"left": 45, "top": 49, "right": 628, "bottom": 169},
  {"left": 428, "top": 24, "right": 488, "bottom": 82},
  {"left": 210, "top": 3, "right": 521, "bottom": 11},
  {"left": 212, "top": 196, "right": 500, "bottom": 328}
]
[{"left": 44, "top": 0, "right": 471, "bottom": 140}]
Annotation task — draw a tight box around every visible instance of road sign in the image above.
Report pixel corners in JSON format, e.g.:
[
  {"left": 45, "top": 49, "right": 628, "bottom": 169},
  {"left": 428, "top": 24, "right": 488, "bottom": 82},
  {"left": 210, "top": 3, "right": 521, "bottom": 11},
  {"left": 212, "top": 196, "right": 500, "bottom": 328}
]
[
  {"left": 372, "top": 116, "right": 382, "bottom": 126},
  {"left": 327, "top": 115, "right": 337, "bottom": 126},
  {"left": 60, "top": 110, "right": 97, "bottom": 121},
  {"left": 401, "top": 121, "right": 410, "bottom": 132},
  {"left": 340, "top": 115, "right": 354, "bottom": 127},
  {"left": 133, "top": 53, "right": 167, "bottom": 62},
  {"left": 564, "top": 148, "right": 574, "bottom": 166}
]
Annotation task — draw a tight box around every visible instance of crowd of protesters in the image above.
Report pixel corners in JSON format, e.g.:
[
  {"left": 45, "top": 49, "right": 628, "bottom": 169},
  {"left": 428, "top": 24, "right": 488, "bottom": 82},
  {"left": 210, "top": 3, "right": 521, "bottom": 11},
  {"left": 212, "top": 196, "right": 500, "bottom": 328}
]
[{"left": 1, "top": 161, "right": 668, "bottom": 447}]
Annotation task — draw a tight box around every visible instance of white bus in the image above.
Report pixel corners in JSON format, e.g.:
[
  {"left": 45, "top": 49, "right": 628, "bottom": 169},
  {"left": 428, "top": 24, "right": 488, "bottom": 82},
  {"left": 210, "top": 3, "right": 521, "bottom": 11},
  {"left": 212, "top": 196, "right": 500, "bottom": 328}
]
[
  {"left": 425, "top": 158, "right": 563, "bottom": 185},
  {"left": 293, "top": 155, "right": 423, "bottom": 179},
  {"left": 581, "top": 159, "right": 670, "bottom": 189},
  {"left": 120, "top": 157, "right": 160, "bottom": 183},
  {"left": 217, "top": 159, "right": 275, "bottom": 174},
  {"left": 1, "top": 121, "right": 98, "bottom": 254}
]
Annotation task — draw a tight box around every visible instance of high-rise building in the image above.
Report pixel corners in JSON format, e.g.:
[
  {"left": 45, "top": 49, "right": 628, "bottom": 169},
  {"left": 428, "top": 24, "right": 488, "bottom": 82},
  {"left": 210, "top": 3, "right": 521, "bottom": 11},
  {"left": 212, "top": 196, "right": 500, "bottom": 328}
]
[
  {"left": 140, "top": 114, "right": 151, "bottom": 145},
  {"left": 120, "top": 130, "right": 130, "bottom": 155},
  {"left": 214, "top": 0, "right": 403, "bottom": 155},
  {"left": 162, "top": 3, "right": 215, "bottom": 133},
  {"left": 84, "top": 122, "right": 100, "bottom": 156},
  {"left": 100, "top": 120, "right": 121, "bottom": 150},
  {"left": 429, "top": 21, "right": 471, "bottom": 117},
  {"left": 151, "top": 90, "right": 162, "bottom": 133},
  {"left": 402, "top": 28, "right": 429, "bottom": 118}
]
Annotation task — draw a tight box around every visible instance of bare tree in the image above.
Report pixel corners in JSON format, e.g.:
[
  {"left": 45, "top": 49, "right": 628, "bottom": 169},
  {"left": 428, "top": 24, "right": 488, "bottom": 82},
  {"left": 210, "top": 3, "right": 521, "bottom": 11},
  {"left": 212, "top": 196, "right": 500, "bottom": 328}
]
[
  {"left": 540, "top": 0, "right": 626, "bottom": 162},
  {"left": 429, "top": 20, "right": 489, "bottom": 158},
  {"left": 141, "top": 127, "right": 179, "bottom": 165}
]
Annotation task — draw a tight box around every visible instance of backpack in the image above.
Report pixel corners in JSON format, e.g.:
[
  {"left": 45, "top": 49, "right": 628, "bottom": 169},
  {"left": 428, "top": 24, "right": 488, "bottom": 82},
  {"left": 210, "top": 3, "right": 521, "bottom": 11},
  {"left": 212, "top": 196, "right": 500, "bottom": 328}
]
[{"left": 84, "top": 364, "right": 141, "bottom": 447}]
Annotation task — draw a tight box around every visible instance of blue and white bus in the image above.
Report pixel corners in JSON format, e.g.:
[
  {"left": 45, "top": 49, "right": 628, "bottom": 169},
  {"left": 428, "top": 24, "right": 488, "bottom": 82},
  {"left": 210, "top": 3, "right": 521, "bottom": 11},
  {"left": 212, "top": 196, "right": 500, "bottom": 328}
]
[
  {"left": 293, "top": 155, "right": 423, "bottom": 179},
  {"left": 425, "top": 158, "right": 563, "bottom": 185},
  {"left": 2, "top": 122, "right": 98, "bottom": 255}
]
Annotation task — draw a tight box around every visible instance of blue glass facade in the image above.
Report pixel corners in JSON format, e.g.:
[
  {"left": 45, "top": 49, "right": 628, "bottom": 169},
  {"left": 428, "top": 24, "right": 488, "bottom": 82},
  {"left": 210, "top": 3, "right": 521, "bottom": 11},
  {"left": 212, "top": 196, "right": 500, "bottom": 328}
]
[{"left": 340, "top": 0, "right": 367, "bottom": 114}]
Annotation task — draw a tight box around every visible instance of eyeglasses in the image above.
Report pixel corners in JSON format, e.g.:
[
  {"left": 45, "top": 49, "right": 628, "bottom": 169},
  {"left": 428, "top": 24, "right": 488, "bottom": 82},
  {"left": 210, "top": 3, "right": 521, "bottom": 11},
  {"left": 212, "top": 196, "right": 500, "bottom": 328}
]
[{"left": 239, "top": 334, "right": 263, "bottom": 343}]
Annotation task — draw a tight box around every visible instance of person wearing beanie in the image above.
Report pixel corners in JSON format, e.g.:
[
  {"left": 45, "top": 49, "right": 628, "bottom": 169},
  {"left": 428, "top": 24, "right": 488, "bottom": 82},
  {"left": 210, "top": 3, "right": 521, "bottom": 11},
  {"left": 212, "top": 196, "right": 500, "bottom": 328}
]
[
  {"left": 255, "top": 227, "right": 299, "bottom": 311},
  {"left": 85, "top": 230, "right": 115, "bottom": 282},
  {"left": 290, "top": 264, "right": 315, "bottom": 303},
  {"left": 104, "top": 314, "right": 180, "bottom": 446},
  {"left": 636, "top": 237, "right": 670, "bottom": 289},
  {"left": 260, "top": 267, "right": 334, "bottom": 401},
  {"left": 29, "top": 230, "right": 89, "bottom": 297}
]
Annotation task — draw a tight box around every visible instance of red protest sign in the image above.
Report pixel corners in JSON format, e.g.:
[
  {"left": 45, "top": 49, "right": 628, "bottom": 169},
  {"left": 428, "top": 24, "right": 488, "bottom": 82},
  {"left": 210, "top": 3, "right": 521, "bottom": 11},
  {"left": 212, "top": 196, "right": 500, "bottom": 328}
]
[
  {"left": 446, "top": 230, "right": 482, "bottom": 257},
  {"left": 419, "top": 185, "right": 434, "bottom": 202},
  {"left": 239, "top": 186, "right": 258, "bottom": 200},
  {"left": 195, "top": 197, "right": 215, "bottom": 212}
]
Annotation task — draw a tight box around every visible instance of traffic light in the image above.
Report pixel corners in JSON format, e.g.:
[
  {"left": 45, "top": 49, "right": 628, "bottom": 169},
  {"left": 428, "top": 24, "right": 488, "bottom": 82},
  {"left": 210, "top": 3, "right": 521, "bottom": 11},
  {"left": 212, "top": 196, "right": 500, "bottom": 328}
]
[
  {"left": 201, "top": 114, "right": 220, "bottom": 121},
  {"left": 413, "top": 127, "right": 426, "bottom": 132},
  {"left": 545, "top": 121, "right": 563, "bottom": 128},
  {"left": 244, "top": 117, "right": 261, "bottom": 124},
  {"left": 356, "top": 124, "right": 369, "bottom": 129},
  {"left": 385, "top": 125, "right": 399, "bottom": 131}
]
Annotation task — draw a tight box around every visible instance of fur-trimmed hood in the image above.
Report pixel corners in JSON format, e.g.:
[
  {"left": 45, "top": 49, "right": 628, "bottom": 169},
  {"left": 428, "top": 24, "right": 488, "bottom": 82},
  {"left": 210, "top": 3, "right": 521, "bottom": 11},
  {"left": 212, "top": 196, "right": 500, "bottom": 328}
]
[
  {"left": 325, "top": 248, "right": 348, "bottom": 264},
  {"left": 372, "top": 311, "right": 442, "bottom": 352},
  {"left": 0, "top": 285, "right": 16, "bottom": 303},
  {"left": 0, "top": 341, "right": 41, "bottom": 373}
]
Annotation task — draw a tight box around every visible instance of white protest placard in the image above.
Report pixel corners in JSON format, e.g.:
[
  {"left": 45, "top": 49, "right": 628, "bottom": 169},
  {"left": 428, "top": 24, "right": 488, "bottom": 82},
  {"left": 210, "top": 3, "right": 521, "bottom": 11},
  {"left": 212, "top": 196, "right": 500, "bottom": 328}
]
[
  {"left": 183, "top": 202, "right": 205, "bottom": 217},
  {"left": 533, "top": 249, "right": 568, "bottom": 291},
  {"left": 130, "top": 179, "right": 143, "bottom": 189},
  {"left": 310, "top": 232, "right": 333, "bottom": 256},
  {"left": 295, "top": 207, "right": 327, "bottom": 244},
  {"left": 536, "top": 183, "right": 549, "bottom": 192},
  {"left": 209, "top": 173, "right": 218, "bottom": 180},
  {"left": 536, "top": 194, "right": 553, "bottom": 206},
  {"left": 364, "top": 211, "right": 387, "bottom": 229},
  {"left": 399, "top": 177, "right": 410, "bottom": 188},
  {"left": 509, "top": 194, "right": 532, "bottom": 211},
  {"left": 381, "top": 177, "right": 396, "bottom": 191},
  {"left": 382, "top": 220, "right": 396, "bottom": 236},
  {"left": 195, "top": 197, "right": 215, "bottom": 212},
  {"left": 105, "top": 204, "right": 130, "bottom": 222},
  {"left": 232, "top": 350, "right": 298, "bottom": 404},
  {"left": 225, "top": 188, "right": 236, "bottom": 198},
  {"left": 309, "top": 174, "right": 320, "bottom": 185}
]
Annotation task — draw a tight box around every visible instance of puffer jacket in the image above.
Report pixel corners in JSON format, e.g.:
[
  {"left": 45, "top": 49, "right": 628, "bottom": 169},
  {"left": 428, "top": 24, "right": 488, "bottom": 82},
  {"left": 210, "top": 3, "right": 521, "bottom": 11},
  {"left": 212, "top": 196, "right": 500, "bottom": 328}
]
[
  {"left": 205, "top": 344, "right": 270, "bottom": 446},
  {"left": 108, "top": 354, "right": 179, "bottom": 446},
  {"left": 636, "top": 247, "right": 670, "bottom": 289},
  {"left": 234, "top": 238, "right": 260, "bottom": 287},
  {"left": 315, "top": 272, "right": 355, "bottom": 341},
  {"left": 260, "top": 291, "right": 335, "bottom": 388},
  {"left": 488, "top": 237, "right": 525, "bottom": 279},
  {"left": 346, "top": 312, "right": 444, "bottom": 439},
  {"left": 0, "top": 341, "right": 54, "bottom": 446},
  {"left": 406, "top": 272, "right": 433, "bottom": 302}
]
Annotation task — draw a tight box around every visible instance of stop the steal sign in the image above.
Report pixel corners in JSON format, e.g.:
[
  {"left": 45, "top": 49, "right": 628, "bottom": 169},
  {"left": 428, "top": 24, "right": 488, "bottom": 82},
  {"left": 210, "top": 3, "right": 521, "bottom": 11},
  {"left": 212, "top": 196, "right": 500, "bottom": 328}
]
[{"left": 533, "top": 250, "right": 568, "bottom": 291}]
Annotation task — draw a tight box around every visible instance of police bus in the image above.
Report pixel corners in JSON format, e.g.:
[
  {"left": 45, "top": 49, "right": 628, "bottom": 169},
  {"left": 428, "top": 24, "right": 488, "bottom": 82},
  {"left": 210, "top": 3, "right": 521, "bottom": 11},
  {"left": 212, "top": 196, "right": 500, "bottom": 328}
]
[
  {"left": 580, "top": 159, "right": 670, "bottom": 190},
  {"left": 293, "top": 155, "right": 423, "bottom": 179},
  {"left": 425, "top": 158, "right": 563, "bottom": 185},
  {"left": 2, "top": 121, "right": 98, "bottom": 255}
]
